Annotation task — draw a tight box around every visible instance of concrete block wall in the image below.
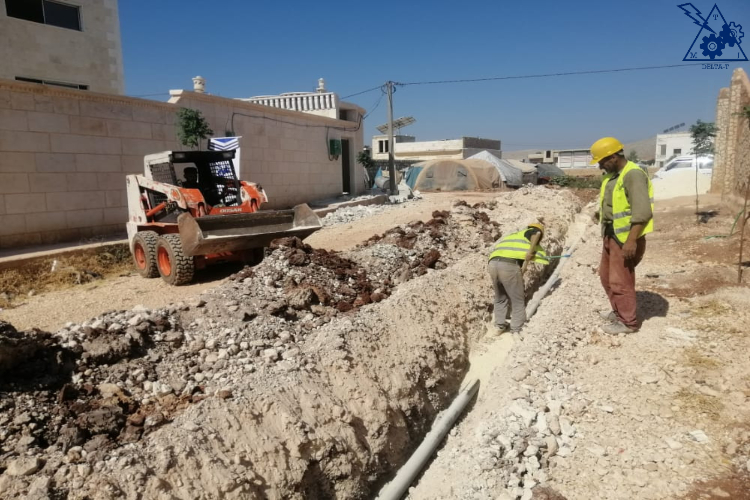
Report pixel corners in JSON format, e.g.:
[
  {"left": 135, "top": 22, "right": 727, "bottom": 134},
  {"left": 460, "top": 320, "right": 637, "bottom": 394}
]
[
  {"left": 0, "top": 79, "right": 179, "bottom": 249},
  {"left": 712, "top": 68, "right": 750, "bottom": 203},
  {"left": 0, "top": 79, "right": 365, "bottom": 250},
  {"left": 171, "top": 90, "right": 366, "bottom": 209}
]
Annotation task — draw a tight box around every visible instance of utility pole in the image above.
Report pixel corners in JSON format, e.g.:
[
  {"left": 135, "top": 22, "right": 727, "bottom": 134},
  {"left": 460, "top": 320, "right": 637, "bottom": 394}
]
[{"left": 385, "top": 81, "right": 397, "bottom": 195}]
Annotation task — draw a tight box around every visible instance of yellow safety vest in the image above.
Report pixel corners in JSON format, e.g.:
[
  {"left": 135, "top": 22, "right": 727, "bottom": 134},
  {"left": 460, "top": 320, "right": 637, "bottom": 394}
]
[
  {"left": 599, "top": 161, "right": 654, "bottom": 244},
  {"left": 488, "top": 230, "right": 549, "bottom": 264}
]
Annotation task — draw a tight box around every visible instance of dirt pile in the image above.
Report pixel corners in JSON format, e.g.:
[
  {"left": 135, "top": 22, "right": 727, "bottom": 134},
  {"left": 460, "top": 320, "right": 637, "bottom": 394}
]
[{"left": 0, "top": 186, "right": 583, "bottom": 499}]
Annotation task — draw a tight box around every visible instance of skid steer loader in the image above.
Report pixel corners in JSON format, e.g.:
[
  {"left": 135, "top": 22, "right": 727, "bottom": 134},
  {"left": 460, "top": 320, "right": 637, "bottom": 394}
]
[{"left": 125, "top": 150, "right": 322, "bottom": 285}]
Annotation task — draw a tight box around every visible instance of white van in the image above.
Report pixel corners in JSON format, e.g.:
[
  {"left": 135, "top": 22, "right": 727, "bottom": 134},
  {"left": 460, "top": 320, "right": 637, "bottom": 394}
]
[{"left": 653, "top": 155, "right": 713, "bottom": 180}]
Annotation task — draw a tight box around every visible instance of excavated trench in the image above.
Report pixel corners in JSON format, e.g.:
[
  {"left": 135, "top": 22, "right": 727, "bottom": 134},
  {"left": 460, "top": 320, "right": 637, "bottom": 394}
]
[{"left": 0, "top": 187, "right": 583, "bottom": 500}]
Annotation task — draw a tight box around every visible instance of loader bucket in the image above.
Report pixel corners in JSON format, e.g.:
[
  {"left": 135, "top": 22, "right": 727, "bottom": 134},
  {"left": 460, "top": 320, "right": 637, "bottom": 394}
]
[{"left": 177, "top": 204, "right": 322, "bottom": 256}]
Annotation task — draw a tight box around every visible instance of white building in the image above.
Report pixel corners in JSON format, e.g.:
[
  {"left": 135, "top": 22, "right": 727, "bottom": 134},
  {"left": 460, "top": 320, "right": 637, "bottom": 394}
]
[
  {"left": 370, "top": 136, "right": 502, "bottom": 162},
  {"left": 556, "top": 149, "right": 594, "bottom": 168},
  {"left": 528, "top": 150, "right": 557, "bottom": 164},
  {"left": 655, "top": 132, "right": 694, "bottom": 169},
  {"left": 0, "top": 0, "right": 124, "bottom": 94},
  {"left": 239, "top": 78, "right": 362, "bottom": 123}
]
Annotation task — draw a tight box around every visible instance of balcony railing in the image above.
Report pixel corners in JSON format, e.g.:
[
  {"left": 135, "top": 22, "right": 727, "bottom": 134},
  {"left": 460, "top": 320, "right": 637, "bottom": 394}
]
[{"left": 242, "top": 92, "right": 339, "bottom": 112}]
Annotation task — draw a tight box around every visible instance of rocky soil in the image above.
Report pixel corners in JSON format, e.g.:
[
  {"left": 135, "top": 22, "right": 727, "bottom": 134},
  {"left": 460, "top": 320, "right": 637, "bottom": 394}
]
[
  {"left": 0, "top": 187, "right": 583, "bottom": 499},
  {"left": 406, "top": 201, "right": 750, "bottom": 500}
]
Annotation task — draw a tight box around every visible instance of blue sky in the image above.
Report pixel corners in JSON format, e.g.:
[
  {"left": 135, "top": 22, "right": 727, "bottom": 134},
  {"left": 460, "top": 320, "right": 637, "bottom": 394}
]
[{"left": 120, "top": 0, "right": 750, "bottom": 151}]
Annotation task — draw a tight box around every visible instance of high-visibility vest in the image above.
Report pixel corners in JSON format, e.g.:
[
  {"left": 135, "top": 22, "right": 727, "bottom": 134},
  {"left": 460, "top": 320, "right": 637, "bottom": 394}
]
[
  {"left": 599, "top": 161, "right": 654, "bottom": 244},
  {"left": 488, "top": 230, "right": 549, "bottom": 264}
]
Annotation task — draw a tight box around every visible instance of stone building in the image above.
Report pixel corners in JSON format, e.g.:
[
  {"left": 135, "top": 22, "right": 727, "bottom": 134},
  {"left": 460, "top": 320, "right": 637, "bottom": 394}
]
[
  {"left": 0, "top": 0, "right": 124, "bottom": 94},
  {"left": 712, "top": 68, "right": 750, "bottom": 205}
]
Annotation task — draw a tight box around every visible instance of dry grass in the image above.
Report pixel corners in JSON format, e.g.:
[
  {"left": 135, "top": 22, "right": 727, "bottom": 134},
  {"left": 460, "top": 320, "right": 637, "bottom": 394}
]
[
  {"left": 675, "top": 387, "right": 724, "bottom": 419},
  {"left": 683, "top": 346, "right": 721, "bottom": 369},
  {"left": 0, "top": 244, "right": 132, "bottom": 308},
  {"left": 691, "top": 299, "right": 733, "bottom": 318}
]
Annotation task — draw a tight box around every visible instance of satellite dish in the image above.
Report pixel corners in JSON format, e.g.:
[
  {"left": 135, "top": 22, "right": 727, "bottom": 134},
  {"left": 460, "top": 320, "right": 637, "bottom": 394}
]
[{"left": 377, "top": 116, "right": 416, "bottom": 135}]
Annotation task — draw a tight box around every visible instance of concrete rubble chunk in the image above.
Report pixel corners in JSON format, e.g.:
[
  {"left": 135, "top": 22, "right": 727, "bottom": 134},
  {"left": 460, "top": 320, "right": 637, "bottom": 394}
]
[
  {"left": 6, "top": 456, "right": 43, "bottom": 476},
  {"left": 689, "top": 430, "right": 709, "bottom": 443},
  {"left": 665, "top": 437, "right": 683, "bottom": 450},
  {"left": 548, "top": 414, "right": 561, "bottom": 436}
]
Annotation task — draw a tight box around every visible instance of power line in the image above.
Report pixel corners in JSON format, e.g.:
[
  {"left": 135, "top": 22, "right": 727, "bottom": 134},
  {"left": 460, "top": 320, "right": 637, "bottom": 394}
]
[
  {"left": 341, "top": 85, "right": 384, "bottom": 99},
  {"left": 363, "top": 87, "right": 386, "bottom": 119},
  {"left": 395, "top": 63, "right": 704, "bottom": 87}
]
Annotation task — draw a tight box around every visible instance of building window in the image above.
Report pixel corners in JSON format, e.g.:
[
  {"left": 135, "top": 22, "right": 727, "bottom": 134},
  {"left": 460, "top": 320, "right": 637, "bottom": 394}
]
[
  {"left": 659, "top": 144, "right": 667, "bottom": 156},
  {"left": 16, "top": 76, "right": 88, "bottom": 90},
  {"left": 545, "top": 150, "right": 551, "bottom": 159},
  {"left": 5, "top": 0, "right": 82, "bottom": 31},
  {"left": 673, "top": 148, "right": 681, "bottom": 155}
]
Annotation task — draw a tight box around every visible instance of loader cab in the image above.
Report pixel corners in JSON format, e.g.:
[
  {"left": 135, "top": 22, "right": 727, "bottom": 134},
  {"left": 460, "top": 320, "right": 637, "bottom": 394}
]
[{"left": 170, "top": 150, "right": 241, "bottom": 208}]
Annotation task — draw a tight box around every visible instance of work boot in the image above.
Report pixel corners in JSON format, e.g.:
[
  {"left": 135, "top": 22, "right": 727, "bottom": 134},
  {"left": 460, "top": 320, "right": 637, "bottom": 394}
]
[
  {"left": 599, "top": 310, "right": 617, "bottom": 322},
  {"left": 600, "top": 321, "right": 637, "bottom": 335},
  {"left": 491, "top": 324, "right": 507, "bottom": 336}
]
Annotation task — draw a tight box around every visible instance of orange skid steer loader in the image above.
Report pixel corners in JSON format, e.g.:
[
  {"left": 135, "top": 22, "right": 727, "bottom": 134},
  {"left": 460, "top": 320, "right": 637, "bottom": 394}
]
[{"left": 126, "top": 150, "right": 321, "bottom": 285}]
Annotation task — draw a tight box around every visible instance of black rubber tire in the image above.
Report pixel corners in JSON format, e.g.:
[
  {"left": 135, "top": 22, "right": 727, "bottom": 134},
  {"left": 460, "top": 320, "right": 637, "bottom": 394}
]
[
  {"left": 132, "top": 231, "right": 159, "bottom": 278},
  {"left": 155, "top": 234, "right": 195, "bottom": 286}
]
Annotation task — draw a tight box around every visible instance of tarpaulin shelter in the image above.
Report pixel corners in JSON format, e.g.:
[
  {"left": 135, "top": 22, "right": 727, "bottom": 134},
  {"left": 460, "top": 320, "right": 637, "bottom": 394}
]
[
  {"left": 411, "top": 159, "right": 502, "bottom": 191},
  {"left": 535, "top": 163, "right": 565, "bottom": 183},
  {"left": 468, "top": 151, "right": 537, "bottom": 186}
]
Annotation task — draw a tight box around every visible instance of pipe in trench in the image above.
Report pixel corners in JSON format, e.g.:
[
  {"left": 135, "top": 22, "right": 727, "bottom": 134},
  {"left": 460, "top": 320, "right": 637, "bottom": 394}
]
[
  {"left": 376, "top": 379, "right": 480, "bottom": 500},
  {"left": 377, "top": 224, "right": 588, "bottom": 500}
]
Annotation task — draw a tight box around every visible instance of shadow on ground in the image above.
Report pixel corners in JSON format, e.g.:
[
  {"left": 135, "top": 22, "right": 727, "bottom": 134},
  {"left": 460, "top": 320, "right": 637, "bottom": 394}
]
[{"left": 637, "top": 290, "right": 669, "bottom": 320}]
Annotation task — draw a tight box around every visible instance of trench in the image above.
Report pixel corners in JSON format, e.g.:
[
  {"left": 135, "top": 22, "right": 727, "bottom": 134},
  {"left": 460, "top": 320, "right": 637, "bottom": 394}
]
[{"left": 372, "top": 207, "right": 592, "bottom": 499}]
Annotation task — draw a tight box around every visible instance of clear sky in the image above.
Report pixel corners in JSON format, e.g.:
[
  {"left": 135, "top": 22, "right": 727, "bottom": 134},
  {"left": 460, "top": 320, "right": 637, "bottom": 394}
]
[{"left": 120, "top": 0, "right": 750, "bottom": 151}]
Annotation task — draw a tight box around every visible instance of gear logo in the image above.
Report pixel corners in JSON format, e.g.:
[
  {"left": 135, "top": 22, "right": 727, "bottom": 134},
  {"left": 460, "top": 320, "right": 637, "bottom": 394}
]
[{"left": 678, "top": 3, "right": 747, "bottom": 61}]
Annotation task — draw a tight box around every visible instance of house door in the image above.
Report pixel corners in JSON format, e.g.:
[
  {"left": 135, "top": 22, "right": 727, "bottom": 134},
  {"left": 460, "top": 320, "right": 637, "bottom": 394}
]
[{"left": 341, "top": 139, "right": 351, "bottom": 194}]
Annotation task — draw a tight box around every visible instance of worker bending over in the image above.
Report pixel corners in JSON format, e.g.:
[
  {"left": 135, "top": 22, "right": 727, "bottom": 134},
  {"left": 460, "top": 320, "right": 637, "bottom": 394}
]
[{"left": 488, "top": 223, "right": 549, "bottom": 334}]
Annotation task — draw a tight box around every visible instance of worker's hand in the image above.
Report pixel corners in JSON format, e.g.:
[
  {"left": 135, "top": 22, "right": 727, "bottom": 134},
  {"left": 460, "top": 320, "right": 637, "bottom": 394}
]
[{"left": 622, "top": 238, "right": 637, "bottom": 261}]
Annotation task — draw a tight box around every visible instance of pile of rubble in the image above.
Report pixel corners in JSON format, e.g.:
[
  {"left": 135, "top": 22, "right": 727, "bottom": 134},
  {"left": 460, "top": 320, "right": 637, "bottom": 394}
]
[
  {"left": 0, "top": 186, "right": 584, "bottom": 499},
  {"left": 321, "top": 203, "right": 395, "bottom": 226}
]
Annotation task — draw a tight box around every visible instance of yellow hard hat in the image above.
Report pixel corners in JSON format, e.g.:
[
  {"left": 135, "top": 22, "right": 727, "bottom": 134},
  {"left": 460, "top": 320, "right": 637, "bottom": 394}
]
[
  {"left": 528, "top": 222, "right": 544, "bottom": 234},
  {"left": 590, "top": 137, "right": 624, "bottom": 165}
]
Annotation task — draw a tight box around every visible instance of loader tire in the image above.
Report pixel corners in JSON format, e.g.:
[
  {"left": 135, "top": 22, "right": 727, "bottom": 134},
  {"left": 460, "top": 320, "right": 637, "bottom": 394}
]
[
  {"left": 155, "top": 234, "right": 195, "bottom": 285},
  {"left": 132, "top": 231, "right": 159, "bottom": 278}
]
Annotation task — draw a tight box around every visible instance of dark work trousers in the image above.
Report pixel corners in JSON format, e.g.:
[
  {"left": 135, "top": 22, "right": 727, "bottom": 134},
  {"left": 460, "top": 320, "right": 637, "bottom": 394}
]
[
  {"left": 489, "top": 259, "right": 526, "bottom": 330},
  {"left": 599, "top": 235, "right": 646, "bottom": 328}
]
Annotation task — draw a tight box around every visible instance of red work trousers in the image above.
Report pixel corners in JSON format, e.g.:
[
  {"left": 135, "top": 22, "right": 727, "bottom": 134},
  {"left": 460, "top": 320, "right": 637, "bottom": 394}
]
[{"left": 599, "top": 236, "right": 646, "bottom": 328}]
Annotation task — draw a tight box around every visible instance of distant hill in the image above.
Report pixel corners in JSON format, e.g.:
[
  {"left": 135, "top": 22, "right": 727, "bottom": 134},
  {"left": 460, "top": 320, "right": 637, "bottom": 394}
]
[
  {"left": 622, "top": 136, "right": 656, "bottom": 162},
  {"left": 503, "top": 136, "right": 657, "bottom": 163}
]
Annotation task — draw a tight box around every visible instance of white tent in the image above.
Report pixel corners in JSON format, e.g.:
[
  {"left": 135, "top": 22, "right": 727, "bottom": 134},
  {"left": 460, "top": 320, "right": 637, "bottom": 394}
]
[{"left": 468, "top": 151, "right": 537, "bottom": 187}]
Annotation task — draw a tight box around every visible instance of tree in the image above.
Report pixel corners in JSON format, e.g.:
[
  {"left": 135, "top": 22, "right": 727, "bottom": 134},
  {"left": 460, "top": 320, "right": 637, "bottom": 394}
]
[
  {"left": 689, "top": 119, "right": 717, "bottom": 222},
  {"left": 176, "top": 108, "right": 214, "bottom": 150},
  {"left": 627, "top": 150, "right": 639, "bottom": 163},
  {"left": 356, "top": 150, "right": 375, "bottom": 170}
]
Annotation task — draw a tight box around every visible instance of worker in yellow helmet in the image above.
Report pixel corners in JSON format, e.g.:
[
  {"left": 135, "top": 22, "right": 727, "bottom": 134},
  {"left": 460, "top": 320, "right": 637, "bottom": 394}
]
[
  {"left": 487, "top": 222, "right": 549, "bottom": 334},
  {"left": 590, "top": 137, "right": 654, "bottom": 335}
]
